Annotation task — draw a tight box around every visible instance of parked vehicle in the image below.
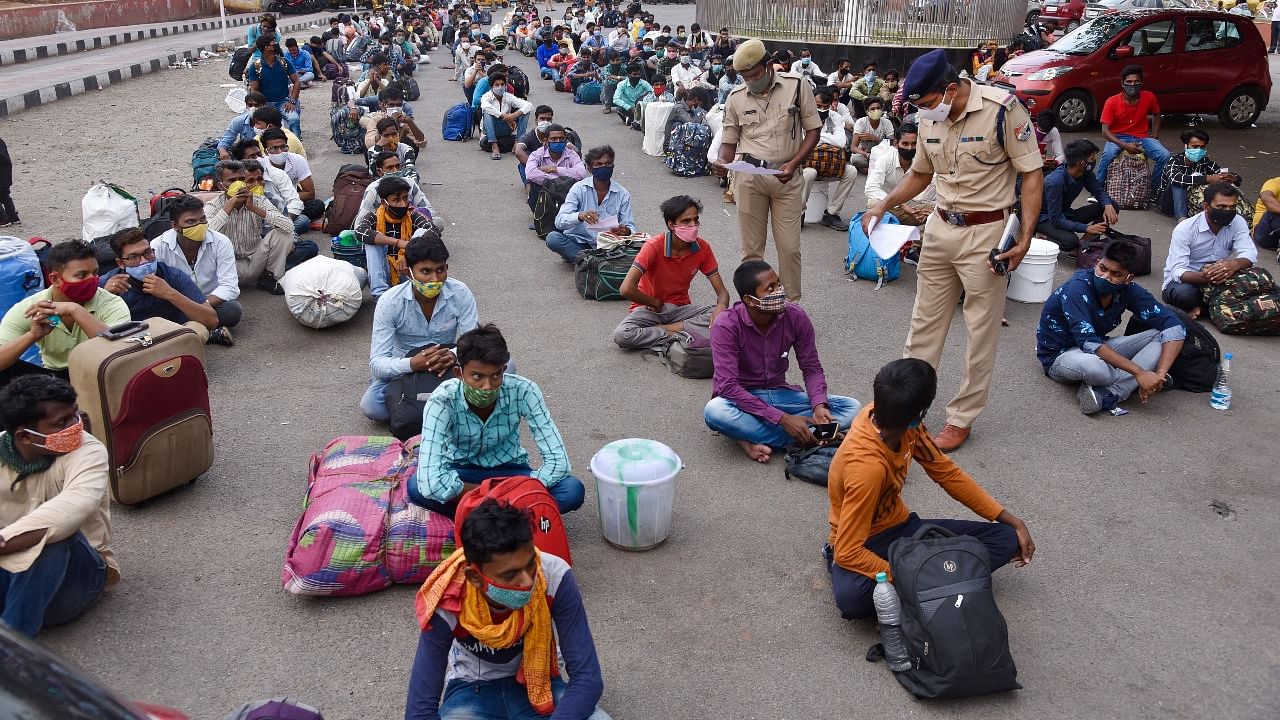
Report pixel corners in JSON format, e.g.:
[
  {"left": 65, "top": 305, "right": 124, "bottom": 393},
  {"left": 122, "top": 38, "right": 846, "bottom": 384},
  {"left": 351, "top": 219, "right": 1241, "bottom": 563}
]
[
  {"left": 1040, "top": 0, "right": 1089, "bottom": 30},
  {"left": 1084, "top": 0, "right": 1192, "bottom": 21},
  {"left": 1001, "top": 8, "right": 1271, "bottom": 131},
  {"left": 1028, "top": 0, "right": 1044, "bottom": 24}
]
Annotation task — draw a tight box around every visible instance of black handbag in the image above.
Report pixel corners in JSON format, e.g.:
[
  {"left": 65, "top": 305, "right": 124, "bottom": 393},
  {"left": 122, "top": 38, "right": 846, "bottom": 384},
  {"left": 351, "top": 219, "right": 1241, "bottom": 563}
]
[{"left": 386, "top": 344, "right": 455, "bottom": 442}]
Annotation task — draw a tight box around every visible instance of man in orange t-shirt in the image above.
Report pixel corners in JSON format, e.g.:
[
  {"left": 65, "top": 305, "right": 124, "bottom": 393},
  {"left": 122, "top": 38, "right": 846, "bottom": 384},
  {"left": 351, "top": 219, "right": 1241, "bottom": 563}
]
[{"left": 824, "top": 359, "right": 1035, "bottom": 619}]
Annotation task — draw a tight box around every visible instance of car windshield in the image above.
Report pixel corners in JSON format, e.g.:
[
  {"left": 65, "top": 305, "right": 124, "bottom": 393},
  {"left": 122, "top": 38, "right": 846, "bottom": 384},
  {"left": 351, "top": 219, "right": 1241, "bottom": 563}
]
[{"left": 1049, "top": 14, "right": 1135, "bottom": 54}]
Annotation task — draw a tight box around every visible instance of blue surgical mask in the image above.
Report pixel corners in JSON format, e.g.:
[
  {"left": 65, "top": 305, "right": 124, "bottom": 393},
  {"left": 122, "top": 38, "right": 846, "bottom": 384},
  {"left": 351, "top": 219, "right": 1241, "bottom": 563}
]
[
  {"left": 476, "top": 567, "right": 534, "bottom": 609},
  {"left": 124, "top": 261, "right": 158, "bottom": 280},
  {"left": 592, "top": 165, "right": 613, "bottom": 182},
  {"left": 1091, "top": 272, "right": 1123, "bottom": 295},
  {"left": 548, "top": 141, "right": 567, "bottom": 154},
  {"left": 1184, "top": 147, "right": 1207, "bottom": 162}
]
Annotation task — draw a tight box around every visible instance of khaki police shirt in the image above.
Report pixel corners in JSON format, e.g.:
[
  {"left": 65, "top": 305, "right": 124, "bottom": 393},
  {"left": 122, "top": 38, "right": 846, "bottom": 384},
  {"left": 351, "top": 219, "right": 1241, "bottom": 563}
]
[
  {"left": 721, "top": 71, "right": 823, "bottom": 165},
  {"left": 910, "top": 83, "right": 1042, "bottom": 213}
]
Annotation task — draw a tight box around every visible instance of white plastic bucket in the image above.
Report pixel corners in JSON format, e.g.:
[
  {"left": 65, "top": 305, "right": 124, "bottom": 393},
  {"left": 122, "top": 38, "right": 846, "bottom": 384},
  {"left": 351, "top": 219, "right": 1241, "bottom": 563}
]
[
  {"left": 1007, "top": 238, "right": 1060, "bottom": 303},
  {"left": 590, "top": 439, "right": 681, "bottom": 551},
  {"left": 804, "top": 184, "right": 828, "bottom": 224}
]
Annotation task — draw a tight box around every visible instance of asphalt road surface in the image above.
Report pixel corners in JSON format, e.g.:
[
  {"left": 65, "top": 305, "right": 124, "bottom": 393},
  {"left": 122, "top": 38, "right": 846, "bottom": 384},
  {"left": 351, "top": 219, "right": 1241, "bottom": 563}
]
[{"left": 3, "top": 6, "right": 1278, "bottom": 719}]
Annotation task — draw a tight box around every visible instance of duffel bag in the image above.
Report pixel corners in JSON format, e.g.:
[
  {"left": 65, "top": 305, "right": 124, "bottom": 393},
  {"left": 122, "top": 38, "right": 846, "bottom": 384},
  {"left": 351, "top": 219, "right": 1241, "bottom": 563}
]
[
  {"left": 1076, "top": 230, "right": 1152, "bottom": 276},
  {"left": 575, "top": 237, "right": 641, "bottom": 301},
  {"left": 655, "top": 328, "right": 713, "bottom": 379},
  {"left": 386, "top": 344, "right": 455, "bottom": 442},
  {"left": 806, "top": 143, "right": 848, "bottom": 179},
  {"left": 783, "top": 444, "right": 837, "bottom": 486}
]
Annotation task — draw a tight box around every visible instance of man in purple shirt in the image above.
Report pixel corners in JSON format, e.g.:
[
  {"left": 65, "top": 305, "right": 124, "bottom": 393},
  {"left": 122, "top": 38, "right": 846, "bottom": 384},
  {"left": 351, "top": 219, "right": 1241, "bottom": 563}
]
[
  {"left": 704, "top": 260, "right": 861, "bottom": 463},
  {"left": 523, "top": 124, "right": 587, "bottom": 209}
]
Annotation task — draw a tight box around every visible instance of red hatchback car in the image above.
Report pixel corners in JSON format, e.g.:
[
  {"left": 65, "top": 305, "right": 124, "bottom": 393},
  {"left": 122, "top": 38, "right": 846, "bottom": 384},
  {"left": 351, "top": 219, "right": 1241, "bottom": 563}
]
[
  {"left": 1039, "top": 0, "right": 1088, "bottom": 31},
  {"left": 1001, "top": 8, "right": 1271, "bottom": 132}
]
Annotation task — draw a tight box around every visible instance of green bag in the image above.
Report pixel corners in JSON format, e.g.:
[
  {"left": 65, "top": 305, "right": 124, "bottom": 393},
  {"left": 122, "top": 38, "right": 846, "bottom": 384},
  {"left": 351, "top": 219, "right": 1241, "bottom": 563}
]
[
  {"left": 1205, "top": 267, "right": 1280, "bottom": 336},
  {"left": 574, "top": 238, "right": 640, "bottom": 302}
]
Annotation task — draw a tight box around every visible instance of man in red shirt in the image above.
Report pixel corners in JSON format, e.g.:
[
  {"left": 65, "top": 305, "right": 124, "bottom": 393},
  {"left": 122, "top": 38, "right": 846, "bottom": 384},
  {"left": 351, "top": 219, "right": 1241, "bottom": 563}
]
[
  {"left": 1093, "top": 64, "right": 1170, "bottom": 192},
  {"left": 614, "top": 195, "right": 731, "bottom": 350}
]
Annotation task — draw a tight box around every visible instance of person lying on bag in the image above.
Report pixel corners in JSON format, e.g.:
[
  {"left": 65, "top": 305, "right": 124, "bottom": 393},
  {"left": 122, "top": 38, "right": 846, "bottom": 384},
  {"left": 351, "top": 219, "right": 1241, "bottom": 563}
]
[
  {"left": 703, "top": 260, "right": 861, "bottom": 464},
  {"left": 0, "top": 376, "right": 117, "bottom": 638},
  {"left": 825, "top": 359, "right": 1034, "bottom": 621},
  {"left": 0, "top": 241, "right": 130, "bottom": 389},
  {"left": 361, "top": 235, "right": 477, "bottom": 422},
  {"left": 614, "top": 195, "right": 729, "bottom": 351},
  {"left": 407, "top": 499, "right": 610, "bottom": 720},
  {"left": 1037, "top": 239, "right": 1185, "bottom": 416},
  {"left": 412, "top": 324, "right": 585, "bottom": 519},
  {"left": 1162, "top": 182, "right": 1258, "bottom": 320}
]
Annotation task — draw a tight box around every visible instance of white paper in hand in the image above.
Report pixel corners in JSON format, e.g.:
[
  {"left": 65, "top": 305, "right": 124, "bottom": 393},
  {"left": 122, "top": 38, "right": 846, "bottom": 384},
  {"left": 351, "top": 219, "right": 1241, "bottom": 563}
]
[
  {"left": 720, "top": 160, "right": 783, "bottom": 175},
  {"left": 867, "top": 223, "right": 920, "bottom": 260},
  {"left": 586, "top": 214, "right": 619, "bottom": 231}
]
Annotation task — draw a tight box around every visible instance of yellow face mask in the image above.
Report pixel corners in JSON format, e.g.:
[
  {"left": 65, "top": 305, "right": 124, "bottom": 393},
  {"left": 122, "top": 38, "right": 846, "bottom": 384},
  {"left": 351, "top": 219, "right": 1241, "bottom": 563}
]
[
  {"left": 180, "top": 223, "right": 208, "bottom": 243},
  {"left": 249, "top": 184, "right": 266, "bottom": 196},
  {"left": 226, "top": 180, "right": 247, "bottom": 197}
]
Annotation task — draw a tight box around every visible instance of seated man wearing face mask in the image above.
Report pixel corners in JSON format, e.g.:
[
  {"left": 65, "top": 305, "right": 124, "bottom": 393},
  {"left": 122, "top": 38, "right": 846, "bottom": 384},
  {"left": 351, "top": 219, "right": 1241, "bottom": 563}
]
[
  {"left": 99, "top": 229, "right": 222, "bottom": 345},
  {"left": 228, "top": 139, "right": 303, "bottom": 220},
  {"left": 849, "top": 96, "right": 894, "bottom": 174},
  {"left": 704, "top": 260, "right": 861, "bottom": 464},
  {"left": 801, "top": 87, "right": 859, "bottom": 232},
  {"left": 356, "top": 176, "right": 437, "bottom": 298},
  {"left": 259, "top": 129, "right": 326, "bottom": 236},
  {"left": 547, "top": 145, "right": 636, "bottom": 263},
  {"left": 610, "top": 64, "right": 652, "bottom": 127},
  {"left": 360, "top": 151, "right": 440, "bottom": 229},
  {"left": 669, "top": 50, "right": 709, "bottom": 99},
  {"left": 524, "top": 125, "right": 588, "bottom": 210},
  {"left": 204, "top": 160, "right": 299, "bottom": 296},
  {"left": 1038, "top": 239, "right": 1184, "bottom": 415},
  {"left": 0, "top": 376, "right": 119, "bottom": 638},
  {"left": 864, "top": 122, "right": 937, "bottom": 234}
]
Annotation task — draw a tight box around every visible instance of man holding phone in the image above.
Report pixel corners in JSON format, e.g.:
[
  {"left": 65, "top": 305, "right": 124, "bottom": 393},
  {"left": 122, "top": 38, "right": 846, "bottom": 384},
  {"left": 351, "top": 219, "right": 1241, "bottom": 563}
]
[{"left": 703, "top": 260, "right": 861, "bottom": 464}]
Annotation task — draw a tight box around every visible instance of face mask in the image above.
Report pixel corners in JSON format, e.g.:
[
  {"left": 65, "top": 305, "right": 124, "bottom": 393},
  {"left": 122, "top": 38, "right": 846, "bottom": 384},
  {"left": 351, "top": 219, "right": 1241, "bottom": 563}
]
[
  {"left": 916, "top": 88, "right": 954, "bottom": 122},
  {"left": 253, "top": 127, "right": 265, "bottom": 137},
  {"left": 1209, "top": 208, "right": 1237, "bottom": 227},
  {"left": 124, "top": 261, "right": 157, "bottom": 280},
  {"left": 548, "top": 141, "right": 567, "bottom": 154},
  {"left": 672, "top": 224, "right": 699, "bottom": 243},
  {"left": 1184, "top": 147, "right": 1207, "bottom": 163},
  {"left": 250, "top": 184, "right": 266, "bottom": 196},
  {"left": 886, "top": 80, "right": 898, "bottom": 89},
  {"left": 412, "top": 277, "right": 444, "bottom": 298},
  {"left": 801, "top": 57, "right": 812, "bottom": 66},
  {"left": 818, "top": 110, "right": 830, "bottom": 122},
  {"left": 385, "top": 204, "right": 409, "bottom": 218},
  {"left": 750, "top": 287, "right": 787, "bottom": 313},
  {"left": 712, "top": 64, "right": 723, "bottom": 72},
  {"left": 25, "top": 418, "right": 85, "bottom": 455},
  {"left": 868, "top": 109, "right": 884, "bottom": 122},
  {"left": 1122, "top": 83, "right": 1141, "bottom": 98},
  {"left": 745, "top": 69, "right": 772, "bottom": 94},
  {"left": 269, "top": 155, "right": 287, "bottom": 167},
  {"left": 591, "top": 165, "right": 614, "bottom": 183},
  {"left": 59, "top": 275, "right": 99, "bottom": 304},
  {"left": 181, "top": 223, "right": 208, "bottom": 243},
  {"left": 463, "top": 382, "right": 501, "bottom": 408},
  {"left": 653, "top": 85, "right": 666, "bottom": 95},
  {"left": 898, "top": 147, "right": 916, "bottom": 163},
  {"left": 475, "top": 566, "right": 533, "bottom": 609},
  {"left": 461, "top": 42, "right": 471, "bottom": 49},
  {"left": 1091, "top": 271, "right": 1123, "bottom": 295},
  {"left": 679, "top": 55, "right": 691, "bottom": 65},
  {"left": 492, "top": 85, "right": 506, "bottom": 96},
  {"left": 537, "top": 121, "right": 552, "bottom": 133}
]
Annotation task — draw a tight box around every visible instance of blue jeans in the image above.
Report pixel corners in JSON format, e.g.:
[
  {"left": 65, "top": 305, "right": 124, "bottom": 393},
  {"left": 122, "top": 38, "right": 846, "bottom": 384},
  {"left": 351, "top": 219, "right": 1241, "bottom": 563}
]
[
  {"left": 481, "top": 113, "right": 529, "bottom": 149},
  {"left": 440, "top": 677, "right": 612, "bottom": 720},
  {"left": 703, "top": 389, "right": 862, "bottom": 449},
  {"left": 827, "top": 513, "right": 1019, "bottom": 620},
  {"left": 545, "top": 230, "right": 595, "bottom": 263},
  {"left": 1046, "top": 329, "right": 1162, "bottom": 404},
  {"left": 365, "top": 243, "right": 399, "bottom": 298},
  {"left": 409, "top": 463, "right": 586, "bottom": 519},
  {"left": 1095, "top": 134, "right": 1170, "bottom": 192},
  {"left": 270, "top": 99, "right": 302, "bottom": 137},
  {"left": 1170, "top": 184, "right": 1189, "bottom": 219},
  {"left": 0, "top": 532, "right": 107, "bottom": 637},
  {"left": 540, "top": 67, "right": 561, "bottom": 82}
]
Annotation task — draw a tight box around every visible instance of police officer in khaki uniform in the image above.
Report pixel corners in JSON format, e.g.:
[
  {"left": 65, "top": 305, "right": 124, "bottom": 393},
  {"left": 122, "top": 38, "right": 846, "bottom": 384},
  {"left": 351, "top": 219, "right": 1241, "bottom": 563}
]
[
  {"left": 717, "top": 39, "right": 821, "bottom": 301},
  {"left": 862, "top": 50, "right": 1043, "bottom": 451}
]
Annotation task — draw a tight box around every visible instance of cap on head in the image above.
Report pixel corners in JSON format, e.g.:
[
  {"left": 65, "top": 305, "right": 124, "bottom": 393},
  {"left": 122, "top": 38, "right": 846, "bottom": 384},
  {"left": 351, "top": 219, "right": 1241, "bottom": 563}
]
[
  {"left": 902, "top": 48, "right": 949, "bottom": 102},
  {"left": 731, "top": 38, "right": 766, "bottom": 72}
]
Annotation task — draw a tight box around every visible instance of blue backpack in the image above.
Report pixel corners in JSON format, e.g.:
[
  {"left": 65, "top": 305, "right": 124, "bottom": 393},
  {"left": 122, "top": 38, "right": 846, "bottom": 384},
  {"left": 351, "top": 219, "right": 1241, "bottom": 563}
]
[
  {"left": 574, "top": 81, "right": 603, "bottom": 105},
  {"left": 845, "top": 211, "right": 902, "bottom": 289},
  {"left": 442, "top": 102, "right": 473, "bottom": 141}
]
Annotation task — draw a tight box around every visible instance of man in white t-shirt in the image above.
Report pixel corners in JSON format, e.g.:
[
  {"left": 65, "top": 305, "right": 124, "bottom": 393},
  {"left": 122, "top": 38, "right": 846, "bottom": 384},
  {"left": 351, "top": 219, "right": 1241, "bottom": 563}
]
[{"left": 865, "top": 121, "right": 937, "bottom": 230}]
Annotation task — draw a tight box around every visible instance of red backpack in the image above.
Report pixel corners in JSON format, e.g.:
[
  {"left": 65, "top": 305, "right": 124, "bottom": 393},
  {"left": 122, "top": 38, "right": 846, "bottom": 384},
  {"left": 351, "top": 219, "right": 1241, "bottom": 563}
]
[{"left": 455, "top": 476, "right": 572, "bottom": 565}]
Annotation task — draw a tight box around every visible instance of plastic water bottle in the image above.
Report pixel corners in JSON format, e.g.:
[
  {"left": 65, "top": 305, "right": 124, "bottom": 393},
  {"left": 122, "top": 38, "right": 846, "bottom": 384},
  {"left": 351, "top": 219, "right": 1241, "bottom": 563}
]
[
  {"left": 1210, "top": 353, "right": 1233, "bottom": 410},
  {"left": 872, "top": 572, "right": 913, "bottom": 671}
]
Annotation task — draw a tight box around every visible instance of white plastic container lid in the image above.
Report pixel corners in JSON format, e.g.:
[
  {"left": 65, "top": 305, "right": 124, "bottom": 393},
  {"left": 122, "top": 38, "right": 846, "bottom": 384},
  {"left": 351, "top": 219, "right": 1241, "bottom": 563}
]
[
  {"left": 225, "top": 87, "right": 248, "bottom": 114},
  {"left": 590, "top": 439, "right": 681, "bottom": 486}
]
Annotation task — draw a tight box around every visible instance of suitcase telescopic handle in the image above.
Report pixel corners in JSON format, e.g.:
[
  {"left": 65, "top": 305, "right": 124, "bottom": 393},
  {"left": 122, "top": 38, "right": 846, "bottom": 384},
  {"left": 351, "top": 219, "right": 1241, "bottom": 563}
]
[{"left": 98, "top": 321, "right": 150, "bottom": 340}]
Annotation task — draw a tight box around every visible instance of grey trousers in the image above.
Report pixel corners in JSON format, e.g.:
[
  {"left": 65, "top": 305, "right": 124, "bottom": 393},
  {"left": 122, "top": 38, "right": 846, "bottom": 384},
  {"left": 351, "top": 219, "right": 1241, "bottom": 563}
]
[
  {"left": 1046, "top": 329, "right": 1162, "bottom": 403},
  {"left": 613, "top": 303, "right": 713, "bottom": 350}
]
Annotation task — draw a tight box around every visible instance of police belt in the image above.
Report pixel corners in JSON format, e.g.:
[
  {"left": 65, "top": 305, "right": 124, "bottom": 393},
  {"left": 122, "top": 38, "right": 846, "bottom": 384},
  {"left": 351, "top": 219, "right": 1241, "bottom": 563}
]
[
  {"left": 935, "top": 208, "right": 1008, "bottom": 227},
  {"left": 737, "top": 154, "right": 782, "bottom": 170}
]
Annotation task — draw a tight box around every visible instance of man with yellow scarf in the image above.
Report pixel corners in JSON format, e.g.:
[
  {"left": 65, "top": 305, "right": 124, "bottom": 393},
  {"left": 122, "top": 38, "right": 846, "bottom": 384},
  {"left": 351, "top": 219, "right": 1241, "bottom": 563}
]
[
  {"left": 409, "top": 499, "right": 610, "bottom": 720},
  {"left": 355, "top": 176, "right": 437, "bottom": 298}
]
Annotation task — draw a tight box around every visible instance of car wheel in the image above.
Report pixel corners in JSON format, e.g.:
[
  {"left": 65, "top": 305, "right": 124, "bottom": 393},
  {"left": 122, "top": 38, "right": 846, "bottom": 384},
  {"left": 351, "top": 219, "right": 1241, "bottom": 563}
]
[
  {"left": 1026, "top": 9, "right": 1041, "bottom": 24},
  {"left": 1052, "top": 90, "right": 1094, "bottom": 132},
  {"left": 1218, "top": 87, "right": 1262, "bottom": 129}
]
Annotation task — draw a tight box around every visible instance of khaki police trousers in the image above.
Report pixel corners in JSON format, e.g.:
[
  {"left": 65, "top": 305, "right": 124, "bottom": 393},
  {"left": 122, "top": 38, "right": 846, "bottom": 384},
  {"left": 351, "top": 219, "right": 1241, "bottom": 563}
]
[
  {"left": 904, "top": 212, "right": 1007, "bottom": 430},
  {"left": 735, "top": 171, "right": 805, "bottom": 300}
]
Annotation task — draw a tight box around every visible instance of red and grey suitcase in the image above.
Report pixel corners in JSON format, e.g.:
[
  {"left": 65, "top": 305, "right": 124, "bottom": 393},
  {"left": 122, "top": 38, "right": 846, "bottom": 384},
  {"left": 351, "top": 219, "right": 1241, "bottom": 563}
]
[{"left": 68, "top": 318, "right": 213, "bottom": 504}]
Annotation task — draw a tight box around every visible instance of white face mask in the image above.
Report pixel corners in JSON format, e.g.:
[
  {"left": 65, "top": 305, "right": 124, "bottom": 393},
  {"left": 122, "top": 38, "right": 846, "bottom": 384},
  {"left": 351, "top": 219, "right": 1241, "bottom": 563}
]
[{"left": 916, "top": 87, "right": 954, "bottom": 122}]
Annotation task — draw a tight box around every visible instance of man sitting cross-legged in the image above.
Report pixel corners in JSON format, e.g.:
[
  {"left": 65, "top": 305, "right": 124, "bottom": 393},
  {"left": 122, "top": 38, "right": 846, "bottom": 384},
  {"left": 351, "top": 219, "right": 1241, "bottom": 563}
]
[
  {"left": 703, "top": 260, "right": 861, "bottom": 463},
  {"left": 614, "top": 195, "right": 729, "bottom": 351}
]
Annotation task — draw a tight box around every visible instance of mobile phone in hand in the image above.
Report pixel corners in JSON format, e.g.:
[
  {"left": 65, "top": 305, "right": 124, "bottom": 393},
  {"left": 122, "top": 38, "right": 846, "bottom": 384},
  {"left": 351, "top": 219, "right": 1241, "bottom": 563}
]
[{"left": 812, "top": 422, "right": 838, "bottom": 441}]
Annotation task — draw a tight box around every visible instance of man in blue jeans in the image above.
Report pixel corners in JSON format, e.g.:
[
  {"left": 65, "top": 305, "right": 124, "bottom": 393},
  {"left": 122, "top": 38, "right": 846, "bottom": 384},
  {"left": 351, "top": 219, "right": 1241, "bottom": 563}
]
[
  {"left": 0, "top": 376, "right": 115, "bottom": 637},
  {"left": 1094, "top": 65, "right": 1170, "bottom": 194},
  {"left": 704, "top": 260, "right": 861, "bottom": 463},
  {"left": 478, "top": 73, "right": 533, "bottom": 160},
  {"left": 413, "top": 325, "right": 585, "bottom": 519},
  {"left": 547, "top": 145, "right": 636, "bottom": 263},
  {"left": 245, "top": 35, "right": 303, "bottom": 137}
]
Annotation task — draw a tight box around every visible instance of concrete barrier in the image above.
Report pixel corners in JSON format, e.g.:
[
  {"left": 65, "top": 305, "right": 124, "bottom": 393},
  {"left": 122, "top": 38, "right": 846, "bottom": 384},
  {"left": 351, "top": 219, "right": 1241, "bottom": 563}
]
[{"left": 0, "top": 0, "right": 230, "bottom": 42}]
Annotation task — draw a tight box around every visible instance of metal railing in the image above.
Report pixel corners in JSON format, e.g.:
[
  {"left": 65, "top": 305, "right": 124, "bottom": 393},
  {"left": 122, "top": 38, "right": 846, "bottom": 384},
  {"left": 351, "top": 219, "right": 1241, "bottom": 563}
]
[{"left": 696, "top": 0, "right": 1027, "bottom": 49}]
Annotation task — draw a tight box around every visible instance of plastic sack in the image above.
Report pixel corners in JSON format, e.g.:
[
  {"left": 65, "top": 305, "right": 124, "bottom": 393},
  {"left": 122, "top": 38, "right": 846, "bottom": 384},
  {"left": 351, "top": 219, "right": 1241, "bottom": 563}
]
[
  {"left": 280, "top": 256, "right": 364, "bottom": 329},
  {"left": 643, "top": 101, "right": 676, "bottom": 157},
  {"left": 706, "top": 104, "right": 724, "bottom": 165},
  {"left": 0, "top": 237, "right": 45, "bottom": 366},
  {"left": 81, "top": 182, "right": 139, "bottom": 242}
]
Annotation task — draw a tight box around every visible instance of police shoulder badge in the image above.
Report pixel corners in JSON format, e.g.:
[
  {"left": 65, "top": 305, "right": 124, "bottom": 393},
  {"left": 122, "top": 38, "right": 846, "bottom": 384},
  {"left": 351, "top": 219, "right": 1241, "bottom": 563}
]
[{"left": 1014, "top": 121, "right": 1032, "bottom": 142}]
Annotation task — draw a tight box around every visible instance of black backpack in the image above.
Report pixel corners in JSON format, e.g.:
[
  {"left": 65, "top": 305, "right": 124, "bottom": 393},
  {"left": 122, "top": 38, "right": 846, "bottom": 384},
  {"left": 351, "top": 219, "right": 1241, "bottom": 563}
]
[
  {"left": 871, "top": 524, "right": 1021, "bottom": 699},
  {"left": 783, "top": 445, "right": 836, "bottom": 486},
  {"left": 386, "top": 345, "right": 455, "bottom": 442},
  {"left": 1124, "top": 305, "right": 1220, "bottom": 392},
  {"left": 507, "top": 66, "right": 531, "bottom": 99},
  {"left": 229, "top": 46, "right": 253, "bottom": 81},
  {"left": 532, "top": 176, "right": 578, "bottom": 240}
]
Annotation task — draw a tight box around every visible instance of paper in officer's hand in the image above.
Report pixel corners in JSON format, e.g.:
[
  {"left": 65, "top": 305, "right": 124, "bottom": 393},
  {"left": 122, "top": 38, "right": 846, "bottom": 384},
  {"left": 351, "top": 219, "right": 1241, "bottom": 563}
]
[
  {"left": 867, "top": 223, "right": 920, "bottom": 260},
  {"left": 720, "top": 160, "right": 783, "bottom": 175}
]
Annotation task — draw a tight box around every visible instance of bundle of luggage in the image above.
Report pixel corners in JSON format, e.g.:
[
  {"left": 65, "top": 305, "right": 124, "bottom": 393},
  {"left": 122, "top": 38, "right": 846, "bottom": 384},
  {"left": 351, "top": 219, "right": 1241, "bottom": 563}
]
[
  {"left": 282, "top": 436, "right": 455, "bottom": 597},
  {"left": 1203, "top": 267, "right": 1280, "bottom": 335}
]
